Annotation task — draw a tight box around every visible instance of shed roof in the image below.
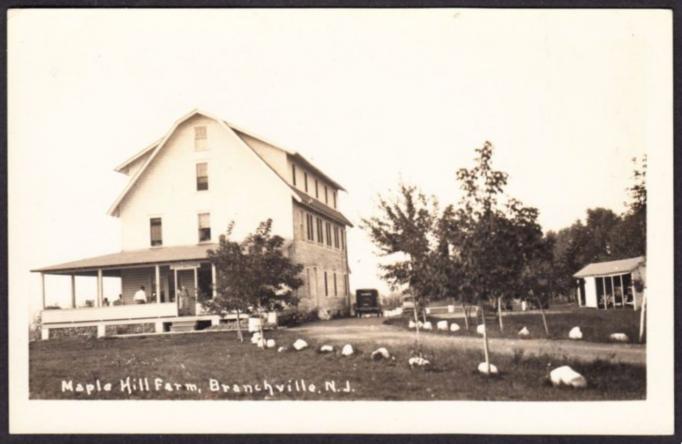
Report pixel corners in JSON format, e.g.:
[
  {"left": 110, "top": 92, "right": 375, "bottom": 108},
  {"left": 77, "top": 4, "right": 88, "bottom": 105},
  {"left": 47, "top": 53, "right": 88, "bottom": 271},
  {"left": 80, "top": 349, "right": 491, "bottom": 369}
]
[
  {"left": 291, "top": 188, "right": 354, "bottom": 227},
  {"left": 32, "top": 244, "right": 217, "bottom": 274},
  {"left": 573, "top": 256, "right": 645, "bottom": 278}
]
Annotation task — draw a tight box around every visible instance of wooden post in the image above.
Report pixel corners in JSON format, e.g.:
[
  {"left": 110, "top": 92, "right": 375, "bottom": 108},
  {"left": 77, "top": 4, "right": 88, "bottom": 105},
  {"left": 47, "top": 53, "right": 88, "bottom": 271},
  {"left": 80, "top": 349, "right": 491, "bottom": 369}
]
[
  {"left": 155, "top": 265, "right": 161, "bottom": 304},
  {"left": 211, "top": 263, "right": 217, "bottom": 299},
  {"left": 193, "top": 266, "right": 199, "bottom": 298},
  {"left": 70, "top": 274, "right": 76, "bottom": 308},
  {"left": 497, "top": 297, "right": 504, "bottom": 332},
  {"left": 639, "top": 291, "right": 647, "bottom": 343},
  {"left": 632, "top": 275, "right": 638, "bottom": 310},
  {"left": 96, "top": 269, "right": 103, "bottom": 307},
  {"left": 173, "top": 268, "right": 178, "bottom": 303},
  {"left": 618, "top": 274, "right": 624, "bottom": 308},
  {"left": 40, "top": 273, "right": 46, "bottom": 309}
]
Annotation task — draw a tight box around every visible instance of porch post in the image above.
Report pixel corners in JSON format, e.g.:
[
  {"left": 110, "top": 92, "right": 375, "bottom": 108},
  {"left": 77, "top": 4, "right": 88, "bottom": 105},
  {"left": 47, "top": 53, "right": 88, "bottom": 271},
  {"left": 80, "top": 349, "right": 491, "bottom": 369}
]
[
  {"left": 632, "top": 274, "right": 638, "bottom": 311},
  {"left": 155, "top": 265, "right": 161, "bottom": 304},
  {"left": 97, "top": 269, "right": 103, "bottom": 307},
  {"left": 193, "top": 266, "right": 199, "bottom": 297},
  {"left": 211, "top": 263, "right": 217, "bottom": 299},
  {"left": 40, "top": 273, "right": 46, "bottom": 309},
  {"left": 173, "top": 268, "right": 178, "bottom": 300},
  {"left": 618, "top": 274, "right": 624, "bottom": 308},
  {"left": 70, "top": 274, "right": 76, "bottom": 308}
]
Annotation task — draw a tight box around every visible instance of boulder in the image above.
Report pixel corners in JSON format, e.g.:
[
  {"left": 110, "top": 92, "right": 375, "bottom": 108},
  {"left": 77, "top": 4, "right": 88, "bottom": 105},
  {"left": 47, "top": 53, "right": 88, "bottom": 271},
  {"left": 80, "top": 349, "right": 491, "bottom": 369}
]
[
  {"left": 341, "top": 344, "right": 354, "bottom": 356},
  {"left": 265, "top": 339, "right": 276, "bottom": 349},
  {"left": 549, "top": 365, "right": 587, "bottom": 389},
  {"left": 277, "top": 345, "right": 289, "bottom": 353},
  {"left": 255, "top": 338, "right": 265, "bottom": 348},
  {"left": 371, "top": 347, "right": 390, "bottom": 360},
  {"left": 292, "top": 339, "right": 308, "bottom": 351},
  {"left": 568, "top": 326, "right": 583, "bottom": 340},
  {"left": 422, "top": 321, "right": 433, "bottom": 331},
  {"left": 319, "top": 344, "right": 334, "bottom": 353},
  {"left": 609, "top": 332, "right": 629, "bottom": 343},
  {"left": 250, "top": 332, "right": 262, "bottom": 344},
  {"left": 408, "top": 356, "right": 430, "bottom": 367},
  {"left": 408, "top": 320, "right": 416, "bottom": 329},
  {"left": 518, "top": 326, "right": 530, "bottom": 338},
  {"left": 450, "top": 323, "right": 461, "bottom": 332},
  {"left": 477, "top": 362, "right": 499, "bottom": 375},
  {"left": 437, "top": 320, "right": 449, "bottom": 331},
  {"left": 476, "top": 324, "right": 486, "bottom": 335}
]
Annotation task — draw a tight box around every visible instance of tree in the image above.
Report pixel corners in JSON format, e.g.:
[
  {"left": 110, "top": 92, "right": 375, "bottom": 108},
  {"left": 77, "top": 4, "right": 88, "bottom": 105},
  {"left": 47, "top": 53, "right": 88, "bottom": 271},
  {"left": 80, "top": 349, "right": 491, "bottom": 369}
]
[
  {"left": 362, "top": 184, "right": 445, "bottom": 352},
  {"left": 440, "top": 141, "right": 544, "bottom": 372},
  {"left": 610, "top": 155, "right": 647, "bottom": 258},
  {"left": 204, "top": 219, "right": 303, "bottom": 343}
]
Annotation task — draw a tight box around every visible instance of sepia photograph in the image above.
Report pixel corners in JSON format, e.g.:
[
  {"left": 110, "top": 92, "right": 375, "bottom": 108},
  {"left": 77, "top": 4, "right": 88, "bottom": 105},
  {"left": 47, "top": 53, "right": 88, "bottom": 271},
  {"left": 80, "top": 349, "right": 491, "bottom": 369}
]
[{"left": 7, "top": 8, "right": 673, "bottom": 435}]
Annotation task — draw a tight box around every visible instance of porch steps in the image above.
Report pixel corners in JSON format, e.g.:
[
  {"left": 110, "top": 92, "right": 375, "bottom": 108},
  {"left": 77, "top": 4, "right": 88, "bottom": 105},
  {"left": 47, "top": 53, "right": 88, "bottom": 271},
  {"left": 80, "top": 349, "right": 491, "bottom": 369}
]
[{"left": 170, "top": 320, "right": 198, "bottom": 333}]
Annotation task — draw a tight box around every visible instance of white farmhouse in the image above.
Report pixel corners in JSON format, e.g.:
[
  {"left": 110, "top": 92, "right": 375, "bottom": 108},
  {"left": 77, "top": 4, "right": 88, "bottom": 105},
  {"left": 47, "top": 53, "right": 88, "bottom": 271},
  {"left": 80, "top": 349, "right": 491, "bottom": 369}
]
[{"left": 33, "top": 110, "right": 353, "bottom": 339}]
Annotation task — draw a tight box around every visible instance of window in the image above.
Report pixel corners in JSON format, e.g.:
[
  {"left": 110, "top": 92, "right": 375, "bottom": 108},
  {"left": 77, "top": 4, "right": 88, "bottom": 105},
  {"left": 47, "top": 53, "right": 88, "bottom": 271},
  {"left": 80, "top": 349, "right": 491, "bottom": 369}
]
[
  {"left": 333, "top": 226, "right": 340, "bottom": 248},
  {"left": 194, "top": 126, "right": 208, "bottom": 150},
  {"left": 304, "top": 172, "right": 308, "bottom": 192},
  {"left": 298, "top": 210, "right": 305, "bottom": 240},
  {"left": 324, "top": 186, "right": 328, "bottom": 204},
  {"left": 333, "top": 191, "right": 337, "bottom": 209},
  {"left": 324, "top": 271, "right": 328, "bottom": 297},
  {"left": 196, "top": 162, "right": 209, "bottom": 191},
  {"left": 150, "top": 217, "right": 162, "bottom": 246},
  {"left": 292, "top": 164, "right": 297, "bottom": 186},
  {"left": 325, "top": 222, "right": 332, "bottom": 247},
  {"left": 306, "top": 213, "right": 314, "bottom": 241},
  {"left": 198, "top": 213, "right": 211, "bottom": 242},
  {"left": 333, "top": 272, "right": 338, "bottom": 296},
  {"left": 315, "top": 179, "right": 319, "bottom": 199},
  {"left": 340, "top": 229, "right": 345, "bottom": 250},
  {"left": 316, "top": 217, "right": 323, "bottom": 244}
]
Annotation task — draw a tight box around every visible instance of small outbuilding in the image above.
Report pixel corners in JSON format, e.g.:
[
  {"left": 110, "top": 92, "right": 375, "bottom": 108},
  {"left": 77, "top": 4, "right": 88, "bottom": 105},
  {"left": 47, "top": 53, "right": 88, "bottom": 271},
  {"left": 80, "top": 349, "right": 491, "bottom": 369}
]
[{"left": 573, "top": 256, "right": 645, "bottom": 310}]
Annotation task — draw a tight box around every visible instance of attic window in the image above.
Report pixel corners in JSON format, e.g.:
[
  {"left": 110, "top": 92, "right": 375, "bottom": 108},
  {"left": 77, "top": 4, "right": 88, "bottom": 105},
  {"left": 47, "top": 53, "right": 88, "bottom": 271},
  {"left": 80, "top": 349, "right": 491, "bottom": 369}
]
[{"left": 194, "top": 126, "right": 208, "bottom": 151}]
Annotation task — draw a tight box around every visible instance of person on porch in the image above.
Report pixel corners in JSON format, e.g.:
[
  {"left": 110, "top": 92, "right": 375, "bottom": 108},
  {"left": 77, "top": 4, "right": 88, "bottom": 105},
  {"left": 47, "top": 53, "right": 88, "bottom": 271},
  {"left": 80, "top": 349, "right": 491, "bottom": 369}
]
[
  {"left": 133, "top": 286, "right": 147, "bottom": 304},
  {"left": 178, "top": 285, "right": 189, "bottom": 314}
]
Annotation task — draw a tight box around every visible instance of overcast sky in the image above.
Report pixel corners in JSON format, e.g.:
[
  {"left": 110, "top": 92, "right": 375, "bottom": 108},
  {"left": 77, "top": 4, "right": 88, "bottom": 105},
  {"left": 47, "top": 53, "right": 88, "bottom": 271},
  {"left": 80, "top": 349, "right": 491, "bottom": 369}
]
[{"left": 9, "top": 9, "right": 666, "bottom": 316}]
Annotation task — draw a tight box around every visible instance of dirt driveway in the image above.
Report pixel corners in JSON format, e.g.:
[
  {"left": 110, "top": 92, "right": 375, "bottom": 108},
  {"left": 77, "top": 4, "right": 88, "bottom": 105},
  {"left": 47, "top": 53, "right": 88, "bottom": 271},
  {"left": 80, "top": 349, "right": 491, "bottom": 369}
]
[{"left": 289, "top": 317, "right": 646, "bottom": 365}]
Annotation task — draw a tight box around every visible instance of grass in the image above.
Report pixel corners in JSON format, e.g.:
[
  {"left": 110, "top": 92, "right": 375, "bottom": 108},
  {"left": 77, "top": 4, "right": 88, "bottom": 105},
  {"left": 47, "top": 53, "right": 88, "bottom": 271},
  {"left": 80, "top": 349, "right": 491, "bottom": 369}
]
[
  {"left": 386, "top": 305, "right": 644, "bottom": 344},
  {"left": 30, "top": 328, "right": 645, "bottom": 400}
]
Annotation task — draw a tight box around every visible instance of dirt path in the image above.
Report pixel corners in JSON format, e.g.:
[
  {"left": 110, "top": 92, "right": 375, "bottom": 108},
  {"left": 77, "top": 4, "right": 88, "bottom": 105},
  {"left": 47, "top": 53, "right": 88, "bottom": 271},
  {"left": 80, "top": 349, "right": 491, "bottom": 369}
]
[{"left": 289, "top": 318, "right": 646, "bottom": 365}]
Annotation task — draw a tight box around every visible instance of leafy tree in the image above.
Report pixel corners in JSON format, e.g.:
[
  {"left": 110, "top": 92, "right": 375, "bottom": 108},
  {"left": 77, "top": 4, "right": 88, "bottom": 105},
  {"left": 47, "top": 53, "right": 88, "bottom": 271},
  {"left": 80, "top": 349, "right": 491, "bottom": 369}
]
[
  {"left": 362, "top": 184, "right": 445, "bottom": 352},
  {"left": 205, "top": 219, "right": 303, "bottom": 342},
  {"left": 610, "top": 155, "right": 647, "bottom": 258},
  {"left": 440, "top": 141, "right": 544, "bottom": 371}
]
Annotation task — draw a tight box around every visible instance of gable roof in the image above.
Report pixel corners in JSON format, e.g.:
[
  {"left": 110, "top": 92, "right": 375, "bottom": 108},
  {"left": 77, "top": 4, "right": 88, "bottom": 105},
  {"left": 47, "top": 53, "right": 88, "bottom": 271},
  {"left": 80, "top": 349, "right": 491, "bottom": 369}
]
[
  {"left": 230, "top": 123, "right": 346, "bottom": 192},
  {"left": 107, "top": 110, "right": 347, "bottom": 218},
  {"left": 573, "top": 256, "right": 645, "bottom": 278}
]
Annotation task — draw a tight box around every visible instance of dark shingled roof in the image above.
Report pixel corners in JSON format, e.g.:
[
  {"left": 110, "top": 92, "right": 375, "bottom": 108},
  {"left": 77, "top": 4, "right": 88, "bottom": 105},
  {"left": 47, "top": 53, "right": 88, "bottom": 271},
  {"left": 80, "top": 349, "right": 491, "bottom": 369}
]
[
  {"left": 291, "top": 188, "right": 354, "bottom": 227},
  {"left": 573, "top": 256, "right": 645, "bottom": 278},
  {"left": 33, "top": 244, "right": 218, "bottom": 273}
]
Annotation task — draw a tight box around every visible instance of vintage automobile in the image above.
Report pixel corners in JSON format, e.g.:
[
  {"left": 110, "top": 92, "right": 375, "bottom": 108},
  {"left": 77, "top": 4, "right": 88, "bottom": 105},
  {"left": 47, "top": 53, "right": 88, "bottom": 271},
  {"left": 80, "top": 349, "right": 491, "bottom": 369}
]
[{"left": 353, "top": 289, "right": 382, "bottom": 317}]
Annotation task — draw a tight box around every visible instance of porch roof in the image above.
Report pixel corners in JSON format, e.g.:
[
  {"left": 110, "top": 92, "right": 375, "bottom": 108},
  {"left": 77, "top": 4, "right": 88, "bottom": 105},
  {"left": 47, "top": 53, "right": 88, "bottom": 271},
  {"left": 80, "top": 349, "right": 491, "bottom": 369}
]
[
  {"left": 32, "top": 244, "right": 218, "bottom": 274},
  {"left": 573, "top": 256, "right": 645, "bottom": 278}
]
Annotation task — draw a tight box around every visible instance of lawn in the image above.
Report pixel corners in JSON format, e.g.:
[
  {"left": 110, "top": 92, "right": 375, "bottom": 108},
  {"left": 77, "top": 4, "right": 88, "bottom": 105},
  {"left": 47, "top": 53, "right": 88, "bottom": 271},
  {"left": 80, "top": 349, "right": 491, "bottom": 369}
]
[
  {"left": 386, "top": 305, "right": 644, "bottom": 344},
  {"left": 30, "top": 328, "right": 645, "bottom": 400}
]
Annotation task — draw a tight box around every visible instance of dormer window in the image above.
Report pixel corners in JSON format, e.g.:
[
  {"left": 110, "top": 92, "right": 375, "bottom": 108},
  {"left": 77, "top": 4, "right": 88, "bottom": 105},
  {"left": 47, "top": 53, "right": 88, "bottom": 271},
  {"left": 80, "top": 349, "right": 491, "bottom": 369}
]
[
  {"left": 194, "top": 126, "right": 208, "bottom": 151},
  {"left": 292, "top": 164, "right": 297, "bottom": 186},
  {"left": 324, "top": 186, "right": 328, "bottom": 204},
  {"left": 315, "top": 179, "right": 319, "bottom": 199},
  {"left": 196, "top": 162, "right": 209, "bottom": 191},
  {"left": 333, "top": 191, "right": 337, "bottom": 209},
  {"left": 304, "top": 172, "right": 308, "bottom": 192}
]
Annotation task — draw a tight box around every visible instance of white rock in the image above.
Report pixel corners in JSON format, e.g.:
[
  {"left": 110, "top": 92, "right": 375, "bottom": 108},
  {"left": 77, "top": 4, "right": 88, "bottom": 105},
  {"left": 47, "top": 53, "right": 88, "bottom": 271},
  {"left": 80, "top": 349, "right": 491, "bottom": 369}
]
[
  {"left": 518, "top": 326, "right": 530, "bottom": 338},
  {"left": 450, "top": 323, "right": 461, "bottom": 332},
  {"left": 477, "top": 362, "right": 499, "bottom": 375},
  {"left": 609, "top": 332, "right": 629, "bottom": 342},
  {"left": 422, "top": 321, "right": 433, "bottom": 331},
  {"left": 277, "top": 346, "right": 288, "bottom": 353},
  {"left": 408, "top": 356, "right": 430, "bottom": 367},
  {"left": 292, "top": 339, "right": 308, "bottom": 351},
  {"left": 371, "top": 347, "right": 390, "bottom": 360},
  {"left": 568, "top": 326, "right": 583, "bottom": 340},
  {"left": 437, "top": 320, "right": 449, "bottom": 331},
  {"left": 550, "top": 365, "right": 587, "bottom": 389},
  {"left": 255, "top": 338, "right": 265, "bottom": 348},
  {"left": 319, "top": 344, "right": 334, "bottom": 353},
  {"left": 408, "top": 320, "right": 416, "bottom": 329},
  {"left": 341, "top": 344, "right": 354, "bottom": 356},
  {"left": 417, "top": 321, "right": 424, "bottom": 329},
  {"left": 265, "top": 339, "right": 276, "bottom": 349},
  {"left": 476, "top": 324, "right": 486, "bottom": 335},
  {"left": 250, "top": 332, "right": 262, "bottom": 344}
]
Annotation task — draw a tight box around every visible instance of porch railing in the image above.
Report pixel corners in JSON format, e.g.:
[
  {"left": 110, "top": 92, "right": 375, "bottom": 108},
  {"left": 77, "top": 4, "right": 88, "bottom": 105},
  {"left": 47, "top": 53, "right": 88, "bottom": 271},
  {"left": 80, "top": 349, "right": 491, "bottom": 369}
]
[{"left": 42, "top": 302, "right": 179, "bottom": 324}]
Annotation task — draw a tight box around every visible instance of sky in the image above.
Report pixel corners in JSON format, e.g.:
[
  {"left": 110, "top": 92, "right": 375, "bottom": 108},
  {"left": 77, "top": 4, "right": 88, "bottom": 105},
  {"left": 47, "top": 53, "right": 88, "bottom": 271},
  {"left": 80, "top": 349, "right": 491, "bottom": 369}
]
[{"left": 8, "top": 9, "right": 663, "bottom": 317}]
